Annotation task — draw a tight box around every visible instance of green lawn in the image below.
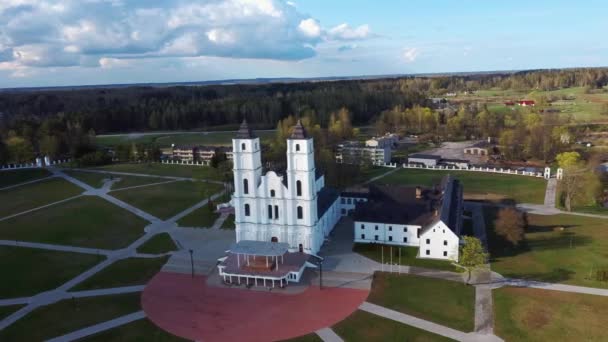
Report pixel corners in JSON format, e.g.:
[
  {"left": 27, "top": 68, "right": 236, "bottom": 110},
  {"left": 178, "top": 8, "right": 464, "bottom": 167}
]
[
  {"left": 221, "top": 214, "right": 235, "bottom": 229},
  {"left": 0, "top": 196, "right": 148, "bottom": 249},
  {"left": 333, "top": 310, "right": 454, "bottom": 342},
  {"left": 177, "top": 203, "right": 220, "bottom": 228},
  {"left": 137, "top": 233, "right": 178, "bottom": 254},
  {"left": 95, "top": 130, "right": 276, "bottom": 147},
  {"left": 112, "top": 181, "right": 224, "bottom": 220},
  {"left": 81, "top": 318, "right": 190, "bottom": 342},
  {"left": 376, "top": 169, "right": 547, "bottom": 204},
  {"left": 94, "top": 163, "right": 224, "bottom": 180},
  {"left": 0, "top": 305, "right": 24, "bottom": 320},
  {"left": 494, "top": 287, "right": 608, "bottom": 341},
  {"left": 62, "top": 170, "right": 109, "bottom": 188},
  {"left": 367, "top": 272, "right": 475, "bottom": 332},
  {"left": 111, "top": 175, "right": 169, "bottom": 190},
  {"left": 354, "top": 244, "right": 458, "bottom": 272},
  {"left": 0, "top": 178, "right": 83, "bottom": 218},
  {"left": 486, "top": 209, "right": 608, "bottom": 288},
  {"left": 71, "top": 256, "right": 169, "bottom": 291},
  {"left": 0, "top": 168, "right": 51, "bottom": 187},
  {"left": 0, "top": 246, "right": 104, "bottom": 299},
  {"left": 0, "top": 293, "right": 141, "bottom": 341}
]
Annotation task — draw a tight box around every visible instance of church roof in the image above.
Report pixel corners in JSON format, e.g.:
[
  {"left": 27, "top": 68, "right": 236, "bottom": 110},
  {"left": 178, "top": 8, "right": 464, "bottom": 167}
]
[
  {"left": 317, "top": 187, "right": 340, "bottom": 219},
  {"left": 235, "top": 119, "right": 256, "bottom": 139},
  {"left": 289, "top": 120, "right": 310, "bottom": 140}
]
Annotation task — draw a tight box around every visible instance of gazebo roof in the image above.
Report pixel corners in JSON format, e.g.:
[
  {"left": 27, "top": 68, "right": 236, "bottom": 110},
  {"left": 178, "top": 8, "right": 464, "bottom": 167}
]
[{"left": 229, "top": 240, "right": 289, "bottom": 257}]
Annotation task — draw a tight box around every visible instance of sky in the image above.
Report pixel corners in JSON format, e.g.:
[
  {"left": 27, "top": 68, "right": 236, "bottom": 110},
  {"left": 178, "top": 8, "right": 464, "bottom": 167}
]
[{"left": 0, "top": 0, "right": 606, "bottom": 88}]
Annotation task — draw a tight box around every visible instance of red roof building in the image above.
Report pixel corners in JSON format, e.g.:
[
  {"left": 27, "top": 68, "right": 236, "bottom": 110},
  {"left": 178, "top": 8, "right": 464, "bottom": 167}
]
[{"left": 517, "top": 100, "right": 535, "bottom": 107}]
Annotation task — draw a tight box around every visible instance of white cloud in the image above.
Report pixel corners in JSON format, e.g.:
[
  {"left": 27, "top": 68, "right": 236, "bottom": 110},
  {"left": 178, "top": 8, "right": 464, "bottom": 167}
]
[
  {"left": 402, "top": 47, "right": 419, "bottom": 62},
  {"left": 328, "top": 23, "right": 371, "bottom": 40},
  {"left": 298, "top": 18, "right": 321, "bottom": 38},
  {"left": 99, "top": 57, "right": 131, "bottom": 69}
]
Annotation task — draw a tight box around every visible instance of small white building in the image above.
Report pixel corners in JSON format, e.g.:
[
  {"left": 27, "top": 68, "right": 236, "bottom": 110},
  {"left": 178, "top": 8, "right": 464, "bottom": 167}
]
[
  {"left": 408, "top": 154, "right": 442, "bottom": 167},
  {"left": 351, "top": 176, "right": 464, "bottom": 261},
  {"left": 336, "top": 142, "right": 391, "bottom": 165}
]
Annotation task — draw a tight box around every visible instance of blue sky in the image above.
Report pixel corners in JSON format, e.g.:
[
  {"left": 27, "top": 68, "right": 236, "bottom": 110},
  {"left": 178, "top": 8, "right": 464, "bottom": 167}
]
[{"left": 0, "top": 0, "right": 606, "bottom": 88}]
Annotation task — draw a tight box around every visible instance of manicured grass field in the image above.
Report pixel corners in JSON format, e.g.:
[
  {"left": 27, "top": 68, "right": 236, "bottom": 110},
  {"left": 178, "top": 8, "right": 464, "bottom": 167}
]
[
  {"left": 221, "top": 214, "right": 235, "bottom": 229},
  {"left": 353, "top": 243, "right": 458, "bottom": 272},
  {"left": 137, "top": 233, "right": 178, "bottom": 254},
  {"left": 95, "top": 130, "right": 276, "bottom": 147},
  {"left": 81, "top": 318, "right": 190, "bottom": 342},
  {"left": 177, "top": 203, "right": 220, "bottom": 228},
  {"left": 110, "top": 175, "right": 169, "bottom": 190},
  {"left": 333, "top": 310, "right": 454, "bottom": 342},
  {"left": 71, "top": 256, "right": 169, "bottom": 291},
  {"left": 494, "top": 287, "right": 608, "bottom": 341},
  {"left": 0, "top": 169, "right": 51, "bottom": 187},
  {"left": 0, "top": 178, "right": 83, "bottom": 218},
  {"left": 112, "top": 180, "right": 224, "bottom": 220},
  {"left": 63, "top": 170, "right": 112, "bottom": 188},
  {"left": 0, "top": 293, "right": 141, "bottom": 341},
  {"left": 367, "top": 272, "right": 474, "bottom": 332},
  {"left": 0, "top": 246, "right": 103, "bottom": 298},
  {"left": 0, "top": 197, "right": 148, "bottom": 249},
  {"left": 94, "top": 163, "right": 225, "bottom": 180},
  {"left": 486, "top": 209, "right": 608, "bottom": 288},
  {"left": 375, "top": 169, "right": 547, "bottom": 204},
  {"left": 0, "top": 305, "right": 24, "bottom": 320}
]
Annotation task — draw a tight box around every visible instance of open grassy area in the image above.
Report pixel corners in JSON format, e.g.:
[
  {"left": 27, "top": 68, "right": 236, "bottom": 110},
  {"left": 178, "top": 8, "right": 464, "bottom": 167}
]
[
  {"left": 94, "top": 162, "right": 225, "bottom": 180},
  {"left": 62, "top": 170, "right": 109, "bottom": 188},
  {"left": 82, "top": 318, "right": 190, "bottom": 342},
  {"left": 376, "top": 169, "right": 547, "bottom": 204},
  {"left": 333, "top": 310, "right": 454, "bottom": 342},
  {"left": 0, "top": 293, "right": 140, "bottom": 341},
  {"left": 367, "top": 272, "right": 474, "bottom": 332},
  {"left": 494, "top": 287, "right": 608, "bottom": 341},
  {"left": 0, "top": 305, "right": 24, "bottom": 320},
  {"left": 0, "top": 178, "right": 83, "bottom": 218},
  {"left": 112, "top": 180, "right": 224, "bottom": 220},
  {"left": 0, "top": 196, "right": 147, "bottom": 249},
  {"left": 354, "top": 244, "right": 458, "bottom": 272},
  {"left": 137, "top": 233, "right": 178, "bottom": 254},
  {"left": 71, "top": 256, "right": 169, "bottom": 291},
  {"left": 0, "top": 168, "right": 51, "bottom": 187},
  {"left": 95, "top": 130, "right": 275, "bottom": 147},
  {"left": 110, "top": 175, "right": 169, "bottom": 190},
  {"left": 221, "top": 214, "right": 235, "bottom": 229},
  {"left": 177, "top": 203, "right": 220, "bottom": 228},
  {"left": 0, "top": 246, "right": 103, "bottom": 299},
  {"left": 486, "top": 208, "right": 608, "bottom": 288}
]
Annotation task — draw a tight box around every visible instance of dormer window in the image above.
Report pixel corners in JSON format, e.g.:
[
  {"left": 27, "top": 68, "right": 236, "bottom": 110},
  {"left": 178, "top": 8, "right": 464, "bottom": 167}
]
[{"left": 296, "top": 144, "right": 300, "bottom": 152}]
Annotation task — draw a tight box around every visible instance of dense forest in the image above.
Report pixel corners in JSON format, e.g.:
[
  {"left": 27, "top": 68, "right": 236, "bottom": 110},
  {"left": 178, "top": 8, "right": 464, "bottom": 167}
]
[{"left": 1, "top": 67, "right": 608, "bottom": 165}]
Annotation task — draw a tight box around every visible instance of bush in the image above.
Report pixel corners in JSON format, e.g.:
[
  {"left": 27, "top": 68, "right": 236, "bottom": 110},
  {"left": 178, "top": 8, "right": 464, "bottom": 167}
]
[{"left": 78, "top": 151, "right": 112, "bottom": 167}]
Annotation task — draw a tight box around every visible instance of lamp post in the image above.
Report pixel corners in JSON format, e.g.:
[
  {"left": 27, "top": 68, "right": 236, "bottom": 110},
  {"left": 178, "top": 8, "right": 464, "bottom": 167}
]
[
  {"left": 319, "top": 260, "right": 323, "bottom": 290},
  {"left": 189, "top": 249, "right": 194, "bottom": 278}
]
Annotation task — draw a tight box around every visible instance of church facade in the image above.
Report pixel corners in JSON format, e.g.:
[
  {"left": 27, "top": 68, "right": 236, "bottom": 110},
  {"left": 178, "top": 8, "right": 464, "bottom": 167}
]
[{"left": 231, "top": 120, "right": 341, "bottom": 255}]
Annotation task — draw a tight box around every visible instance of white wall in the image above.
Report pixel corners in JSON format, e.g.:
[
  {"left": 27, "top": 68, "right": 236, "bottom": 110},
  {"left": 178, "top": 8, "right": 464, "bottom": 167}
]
[
  {"left": 419, "top": 221, "right": 459, "bottom": 261},
  {"left": 354, "top": 221, "right": 422, "bottom": 247}
]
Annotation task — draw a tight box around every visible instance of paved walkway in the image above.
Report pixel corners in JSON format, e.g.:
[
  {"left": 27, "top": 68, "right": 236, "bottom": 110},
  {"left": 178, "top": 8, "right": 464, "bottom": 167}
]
[
  {"left": 474, "top": 285, "right": 495, "bottom": 335},
  {"left": 47, "top": 311, "right": 146, "bottom": 342},
  {"left": 503, "top": 278, "right": 608, "bottom": 296},
  {"left": 66, "top": 167, "right": 225, "bottom": 185},
  {"left": 0, "top": 240, "right": 113, "bottom": 256},
  {"left": 362, "top": 167, "right": 400, "bottom": 185},
  {"left": 110, "top": 179, "right": 181, "bottom": 192},
  {"left": 316, "top": 327, "right": 344, "bottom": 342},
  {"left": 0, "top": 175, "right": 56, "bottom": 191},
  {"left": 544, "top": 178, "right": 557, "bottom": 208}
]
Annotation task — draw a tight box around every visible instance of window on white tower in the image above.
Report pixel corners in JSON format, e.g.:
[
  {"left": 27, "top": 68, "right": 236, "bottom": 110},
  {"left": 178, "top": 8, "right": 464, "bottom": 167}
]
[
  {"left": 243, "top": 179, "right": 249, "bottom": 194},
  {"left": 241, "top": 143, "right": 246, "bottom": 151},
  {"left": 244, "top": 204, "right": 250, "bottom": 216},
  {"left": 270, "top": 190, "right": 275, "bottom": 197},
  {"left": 297, "top": 206, "right": 303, "bottom": 219},
  {"left": 296, "top": 180, "right": 302, "bottom": 196},
  {"left": 268, "top": 205, "right": 272, "bottom": 219},
  {"left": 274, "top": 205, "right": 279, "bottom": 219},
  {"left": 296, "top": 144, "right": 300, "bottom": 151}
]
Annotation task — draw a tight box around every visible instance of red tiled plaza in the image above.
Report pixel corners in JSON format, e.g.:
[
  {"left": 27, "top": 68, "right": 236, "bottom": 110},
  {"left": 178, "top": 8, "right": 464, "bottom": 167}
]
[{"left": 142, "top": 272, "right": 369, "bottom": 342}]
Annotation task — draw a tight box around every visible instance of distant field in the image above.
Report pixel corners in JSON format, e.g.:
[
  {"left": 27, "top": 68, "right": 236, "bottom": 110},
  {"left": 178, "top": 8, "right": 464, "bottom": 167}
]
[
  {"left": 0, "top": 196, "right": 147, "bottom": 249},
  {"left": 96, "top": 130, "right": 276, "bottom": 147},
  {"left": 82, "top": 318, "right": 189, "bottom": 342},
  {"left": 486, "top": 209, "right": 608, "bottom": 289},
  {"left": 0, "top": 169, "right": 51, "bottom": 188},
  {"left": 494, "top": 287, "right": 608, "bottom": 341},
  {"left": 375, "top": 168, "right": 547, "bottom": 204},
  {"left": 0, "top": 178, "right": 83, "bottom": 218},
  {"left": 0, "top": 246, "right": 103, "bottom": 299},
  {"left": 94, "top": 163, "right": 225, "bottom": 180}
]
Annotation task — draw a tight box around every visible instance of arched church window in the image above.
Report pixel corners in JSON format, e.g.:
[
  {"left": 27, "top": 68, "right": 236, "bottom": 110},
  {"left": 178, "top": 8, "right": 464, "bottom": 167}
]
[
  {"left": 241, "top": 143, "right": 246, "bottom": 151},
  {"left": 243, "top": 179, "right": 249, "bottom": 194},
  {"left": 274, "top": 205, "right": 279, "bottom": 219},
  {"left": 297, "top": 206, "right": 303, "bottom": 219},
  {"left": 296, "top": 180, "right": 302, "bottom": 196},
  {"left": 268, "top": 205, "right": 273, "bottom": 219},
  {"left": 270, "top": 190, "right": 275, "bottom": 197},
  {"left": 244, "top": 204, "right": 250, "bottom": 216}
]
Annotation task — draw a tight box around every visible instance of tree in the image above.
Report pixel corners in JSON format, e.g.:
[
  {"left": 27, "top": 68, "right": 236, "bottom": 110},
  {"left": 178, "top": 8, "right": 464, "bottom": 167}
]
[
  {"left": 556, "top": 151, "right": 581, "bottom": 168},
  {"left": 0, "top": 138, "right": 8, "bottom": 165},
  {"left": 559, "top": 164, "right": 602, "bottom": 212},
  {"left": 5, "top": 134, "right": 34, "bottom": 163},
  {"left": 458, "top": 236, "right": 488, "bottom": 284},
  {"left": 494, "top": 208, "right": 526, "bottom": 246}
]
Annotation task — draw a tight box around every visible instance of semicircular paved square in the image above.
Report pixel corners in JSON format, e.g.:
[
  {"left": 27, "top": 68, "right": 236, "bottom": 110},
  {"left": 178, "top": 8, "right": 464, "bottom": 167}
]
[{"left": 142, "top": 272, "right": 369, "bottom": 341}]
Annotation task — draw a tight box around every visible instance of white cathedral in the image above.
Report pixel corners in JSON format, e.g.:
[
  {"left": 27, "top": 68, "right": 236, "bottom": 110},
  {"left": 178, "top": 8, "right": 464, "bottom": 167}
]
[{"left": 231, "top": 120, "right": 341, "bottom": 255}]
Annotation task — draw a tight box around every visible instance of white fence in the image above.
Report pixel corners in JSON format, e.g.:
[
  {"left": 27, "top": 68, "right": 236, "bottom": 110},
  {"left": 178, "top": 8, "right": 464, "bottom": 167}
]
[
  {"left": 0, "top": 158, "right": 71, "bottom": 171},
  {"left": 376, "top": 162, "right": 556, "bottom": 179},
  {"left": 161, "top": 159, "right": 211, "bottom": 167}
]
